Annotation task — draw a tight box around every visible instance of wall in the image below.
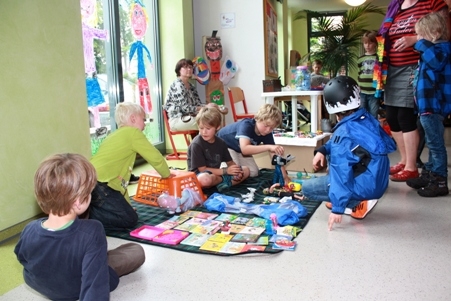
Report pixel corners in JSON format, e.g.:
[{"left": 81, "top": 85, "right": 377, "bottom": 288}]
[
  {"left": 0, "top": 0, "right": 90, "bottom": 232},
  {"left": 193, "top": 0, "right": 281, "bottom": 125},
  {"left": 159, "top": 0, "right": 195, "bottom": 152}
]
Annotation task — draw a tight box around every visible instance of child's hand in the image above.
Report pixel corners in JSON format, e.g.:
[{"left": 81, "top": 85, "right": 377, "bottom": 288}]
[
  {"left": 312, "top": 152, "right": 326, "bottom": 171},
  {"left": 270, "top": 145, "right": 284, "bottom": 155},
  {"left": 328, "top": 213, "right": 342, "bottom": 231},
  {"left": 227, "top": 165, "right": 243, "bottom": 177}
]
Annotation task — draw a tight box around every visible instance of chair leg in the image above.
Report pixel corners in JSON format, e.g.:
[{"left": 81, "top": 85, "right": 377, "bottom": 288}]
[{"left": 166, "top": 132, "right": 187, "bottom": 160}]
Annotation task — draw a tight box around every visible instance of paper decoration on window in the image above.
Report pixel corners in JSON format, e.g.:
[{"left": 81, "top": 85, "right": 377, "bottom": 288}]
[
  {"left": 81, "top": 0, "right": 108, "bottom": 128},
  {"left": 129, "top": 0, "right": 153, "bottom": 114}
]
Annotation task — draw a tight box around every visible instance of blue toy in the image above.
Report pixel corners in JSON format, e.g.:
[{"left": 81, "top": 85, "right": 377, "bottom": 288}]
[{"left": 271, "top": 154, "right": 295, "bottom": 187}]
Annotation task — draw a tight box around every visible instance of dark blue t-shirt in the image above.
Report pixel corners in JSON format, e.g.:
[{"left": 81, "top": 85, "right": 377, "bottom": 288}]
[{"left": 217, "top": 118, "right": 275, "bottom": 153}]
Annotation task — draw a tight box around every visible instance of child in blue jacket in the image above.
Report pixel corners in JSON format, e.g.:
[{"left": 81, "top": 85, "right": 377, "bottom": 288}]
[
  {"left": 406, "top": 12, "right": 451, "bottom": 197},
  {"left": 302, "top": 76, "right": 396, "bottom": 230}
]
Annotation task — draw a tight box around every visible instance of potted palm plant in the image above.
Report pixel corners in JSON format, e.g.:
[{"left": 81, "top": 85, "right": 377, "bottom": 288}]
[{"left": 294, "top": 3, "right": 385, "bottom": 77}]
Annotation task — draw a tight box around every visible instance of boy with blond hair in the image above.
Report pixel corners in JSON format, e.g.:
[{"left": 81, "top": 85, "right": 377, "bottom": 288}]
[
  {"left": 90, "top": 102, "right": 170, "bottom": 230},
  {"left": 14, "top": 153, "right": 145, "bottom": 300},
  {"left": 188, "top": 106, "right": 250, "bottom": 192},
  {"left": 217, "top": 104, "right": 290, "bottom": 184}
]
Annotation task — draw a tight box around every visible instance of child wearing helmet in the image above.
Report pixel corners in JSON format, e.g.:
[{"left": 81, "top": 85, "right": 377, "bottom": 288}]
[{"left": 301, "top": 76, "right": 396, "bottom": 230}]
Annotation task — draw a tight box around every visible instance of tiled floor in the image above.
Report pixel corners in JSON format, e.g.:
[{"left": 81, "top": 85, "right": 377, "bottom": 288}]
[{"left": 2, "top": 150, "right": 451, "bottom": 300}]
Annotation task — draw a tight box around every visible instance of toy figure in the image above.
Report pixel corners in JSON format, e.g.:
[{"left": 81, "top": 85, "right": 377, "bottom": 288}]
[
  {"left": 129, "top": 0, "right": 153, "bottom": 115},
  {"left": 271, "top": 154, "right": 295, "bottom": 187},
  {"left": 263, "top": 183, "right": 303, "bottom": 201}
]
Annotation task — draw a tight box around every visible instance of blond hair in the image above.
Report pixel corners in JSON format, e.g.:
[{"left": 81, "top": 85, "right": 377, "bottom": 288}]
[
  {"left": 115, "top": 102, "right": 145, "bottom": 127},
  {"left": 254, "top": 104, "right": 282, "bottom": 127},
  {"left": 196, "top": 106, "right": 222, "bottom": 128},
  {"left": 415, "top": 11, "right": 449, "bottom": 42},
  {"left": 34, "top": 153, "right": 97, "bottom": 216}
]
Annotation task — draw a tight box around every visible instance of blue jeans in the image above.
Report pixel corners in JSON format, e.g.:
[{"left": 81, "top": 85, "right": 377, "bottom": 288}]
[
  {"left": 420, "top": 114, "right": 448, "bottom": 177},
  {"left": 302, "top": 175, "right": 361, "bottom": 209},
  {"left": 89, "top": 183, "right": 138, "bottom": 231},
  {"left": 360, "top": 93, "right": 379, "bottom": 119}
]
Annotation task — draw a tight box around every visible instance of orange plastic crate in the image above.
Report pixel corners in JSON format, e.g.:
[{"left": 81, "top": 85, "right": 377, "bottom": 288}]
[{"left": 132, "top": 170, "right": 206, "bottom": 206}]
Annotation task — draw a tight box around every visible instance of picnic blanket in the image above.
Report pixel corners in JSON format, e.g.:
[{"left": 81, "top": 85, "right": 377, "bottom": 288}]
[{"left": 105, "top": 169, "right": 322, "bottom": 256}]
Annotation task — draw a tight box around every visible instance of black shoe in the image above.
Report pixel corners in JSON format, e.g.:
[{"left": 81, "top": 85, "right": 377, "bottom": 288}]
[
  {"left": 406, "top": 169, "right": 431, "bottom": 189},
  {"left": 129, "top": 174, "right": 140, "bottom": 184},
  {"left": 417, "top": 175, "right": 449, "bottom": 197}
]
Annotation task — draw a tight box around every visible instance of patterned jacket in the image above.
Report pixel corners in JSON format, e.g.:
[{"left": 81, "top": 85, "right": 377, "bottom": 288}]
[
  {"left": 414, "top": 39, "right": 451, "bottom": 116},
  {"left": 164, "top": 78, "right": 202, "bottom": 119}
]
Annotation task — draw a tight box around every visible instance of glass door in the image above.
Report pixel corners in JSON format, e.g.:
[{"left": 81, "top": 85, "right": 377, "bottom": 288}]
[{"left": 82, "top": 0, "right": 164, "bottom": 155}]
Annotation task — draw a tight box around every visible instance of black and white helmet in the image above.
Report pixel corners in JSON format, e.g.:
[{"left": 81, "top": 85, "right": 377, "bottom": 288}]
[{"left": 323, "top": 76, "right": 360, "bottom": 114}]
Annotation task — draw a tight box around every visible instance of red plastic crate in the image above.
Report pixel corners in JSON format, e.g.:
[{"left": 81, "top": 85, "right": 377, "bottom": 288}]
[{"left": 132, "top": 170, "right": 206, "bottom": 206}]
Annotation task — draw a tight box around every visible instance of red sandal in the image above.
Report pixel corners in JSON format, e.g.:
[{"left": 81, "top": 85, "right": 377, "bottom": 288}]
[
  {"left": 390, "top": 169, "right": 419, "bottom": 182},
  {"left": 389, "top": 163, "right": 405, "bottom": 175}
]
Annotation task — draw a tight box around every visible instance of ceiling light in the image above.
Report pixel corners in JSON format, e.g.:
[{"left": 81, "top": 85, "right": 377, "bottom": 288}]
[{"left": 344, "top": 0, "right": 366, "bottom": 6}]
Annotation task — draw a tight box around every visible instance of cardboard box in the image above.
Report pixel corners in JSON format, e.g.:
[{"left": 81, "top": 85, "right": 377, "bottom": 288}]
[{"left": 253, "top": 133, "right": 330, "bottom": 173}]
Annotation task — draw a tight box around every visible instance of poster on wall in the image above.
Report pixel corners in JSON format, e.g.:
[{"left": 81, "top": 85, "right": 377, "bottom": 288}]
[{"left": 264, "top": 0, "right": 278, "bottom": 78}]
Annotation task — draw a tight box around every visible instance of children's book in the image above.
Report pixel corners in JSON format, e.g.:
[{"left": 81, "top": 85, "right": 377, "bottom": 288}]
[
  {"left": 269, "top": 234, "right": 293, "bottom": 243},
  {"left": 239, "top": 226, "right": 266, "bottom": 235},
  {"left": 180, "top": 210, "right": 202, "bottom": 217},
  {"left": 208, "top": 233, "right": 234, "bottom": 243},
  {"left": 231, "top": 233, "right": 260, "bottom": 243},
  {"left": 229, "top": 224, "right": 245, "bottom": 234},
  {"left": 231, "top": 217, "right": 250, "bottom": 225},
  {"left": 241, "top": 244, "right": 266, "bottom": 252},
  {"left": 272, "top": 239, "right": 297, "bottom": 251},
  {"left": 183, "top": 218, "right": 208, "bottom": 225},
  {"left": 276, "top": 225, "right": 301, "bottom": 237},
  {"left": 152, "top": 229, "right": 190, "bottom": 245},
  {"left": 190, "top": 224, "right": 220, "bottom": 235},
  {"left": 173, "top": 222, "right": 198, "bottom": 232},
  {"left": 215, "top": 213, "right": 238, "bottom": 222},
  {"left": 199, "top": 240, "right": 226, "bottom": 252},
  {"left": 246, "top": 217, "right": 267, "bottom": 228},
  {"left": 195, "top": 212, "right": 219, "bottom": 220},
  {"left": 180, "top": 233, "right": 211, "bottom": 247},
  {"left": 130, "top": 225, "right": 165, "bottom": 241},
  {"left": 168, "top": 215, "right": 190, "bottom": 224},
  {"left": 248, "top": 235, "right": 269, "bottom": 246},
  {"left": 154, "top": 220, "right": 178, "bottom": 229},
  {"left": 200, "top": 219, "right": 223, "bottom": 227},
  {"left": 219, "top": 242, "right": 246, "bottom": 254}
]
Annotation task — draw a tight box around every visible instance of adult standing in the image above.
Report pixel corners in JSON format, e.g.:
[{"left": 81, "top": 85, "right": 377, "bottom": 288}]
[{"left": 374, "top": 0, "right": 447, "bottom": 182}]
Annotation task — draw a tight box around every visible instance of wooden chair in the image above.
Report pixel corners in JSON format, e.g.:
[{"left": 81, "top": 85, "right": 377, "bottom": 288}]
[
  {"left": 227, "top": 87, "right": 254, "bottom": 122},
  {"left": 163, "top": 110, "right": 198, "bottom": 160}
]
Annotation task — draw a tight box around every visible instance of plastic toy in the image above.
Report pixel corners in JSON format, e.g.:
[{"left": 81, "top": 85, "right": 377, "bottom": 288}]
[
  {"left": 263, "top": 183, "right": 303, "bottom": 201},
  {"left": 288, "top": 182, "right": 301, "bottom": 192},
  {"left": 241, "top": 187, "right": 256, "bottom": 203},
  {"left": 271, "top": 154, "right": 295, "bottom": 187}
]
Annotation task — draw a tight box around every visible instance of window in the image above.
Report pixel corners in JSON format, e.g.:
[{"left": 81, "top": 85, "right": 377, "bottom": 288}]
[{"left": 81, "top": 0, "right": 164, "bottom": 155}]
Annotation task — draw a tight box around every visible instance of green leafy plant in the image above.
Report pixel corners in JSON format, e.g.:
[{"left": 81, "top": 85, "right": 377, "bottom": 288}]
[{"left": 294, "top": 3, "right": 385, "bottom": 77}]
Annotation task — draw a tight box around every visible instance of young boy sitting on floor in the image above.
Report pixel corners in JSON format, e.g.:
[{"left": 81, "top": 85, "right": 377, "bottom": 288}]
[
  {"left": 89, "top": 102, "right": 171, "bottom": 230},
  {"left": 14, "top": 153, "right": 145, "bottom": 300},
  {"left": 217, "top": 104, "right": 290, "bottom": 184},
  {"left": 301, "top": 76, "right": 396, "bottom": 231},
  {"left": 188, "top": 106, "right": 250, "bottom": 192}
]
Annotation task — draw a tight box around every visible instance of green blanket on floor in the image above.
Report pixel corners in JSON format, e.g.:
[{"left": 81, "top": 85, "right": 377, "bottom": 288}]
[{"left": 105, "top": 169, "right": 321, "bottom": 256}]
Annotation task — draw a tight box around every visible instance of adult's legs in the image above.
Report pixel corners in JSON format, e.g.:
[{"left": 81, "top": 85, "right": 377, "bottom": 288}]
[
  {"left": 89, "top": 183, "right": 138, "bottom": 230},
  {"left": 169, "top": 116, "right": 198, "bottom": 131}
]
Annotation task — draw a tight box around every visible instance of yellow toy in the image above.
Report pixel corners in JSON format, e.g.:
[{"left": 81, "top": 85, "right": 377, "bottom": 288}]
[{"left": 288, "top": 182, "right": 301, "bottom": 192}]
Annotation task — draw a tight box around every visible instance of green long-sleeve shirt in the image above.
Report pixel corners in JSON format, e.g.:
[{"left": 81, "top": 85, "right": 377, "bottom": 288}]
[{"left": 91, "top": 126, "right": 170, "bottom": 200}]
